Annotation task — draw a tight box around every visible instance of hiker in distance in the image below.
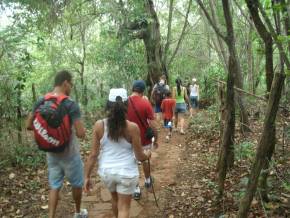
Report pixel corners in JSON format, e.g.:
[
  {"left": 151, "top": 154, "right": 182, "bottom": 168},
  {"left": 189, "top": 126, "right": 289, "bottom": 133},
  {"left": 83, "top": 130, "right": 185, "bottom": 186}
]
[
  {"left": 84, "top": 88, "right": 151, "bottom": 218},
  {"left": 151, "top": 74, "right": 169, "bottom": 122},
  {"left": 189, "top": 77, "right": 199, "bottom": 117},
  {"left": 127, "top": 80, "right": 159, "bottom": 200},
  {"left": 161, "top": 90, "right": 176, "bottom": 142},
  {"left": 26, "top": 70, "right": 88, "bottom": 218},
  {"left": 172, "top": 78, "right": 189, "bottom": 135}
]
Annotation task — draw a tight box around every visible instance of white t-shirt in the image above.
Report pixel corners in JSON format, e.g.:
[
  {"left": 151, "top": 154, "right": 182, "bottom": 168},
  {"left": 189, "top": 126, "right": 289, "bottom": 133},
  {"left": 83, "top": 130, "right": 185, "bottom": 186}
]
[{"left": 190, "top": 84, "right": 199, "bottom": 97}]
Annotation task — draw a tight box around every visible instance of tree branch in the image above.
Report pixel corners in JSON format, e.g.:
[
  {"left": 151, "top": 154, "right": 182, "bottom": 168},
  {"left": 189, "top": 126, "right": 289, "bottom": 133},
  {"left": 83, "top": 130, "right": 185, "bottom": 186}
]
[
  {"left": 168, "top": 0, "right": 192, "bottom": 66},
  {"left": 163, "top": 0, "right": 174, "bottom": 66},
  {"left": 258, "top": 1, "right": 290, "bottom": 69},
  {"left": 196, "top": 0, "right": 227, "bottom": 42}
]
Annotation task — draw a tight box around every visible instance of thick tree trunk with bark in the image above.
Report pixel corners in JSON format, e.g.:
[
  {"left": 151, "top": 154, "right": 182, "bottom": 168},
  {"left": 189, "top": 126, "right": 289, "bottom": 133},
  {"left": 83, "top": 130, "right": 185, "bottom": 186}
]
[
  {"left": 238, "top": 72, "right": 285, "bottom": 218},
  {"left": 217, "top": 44, "right": 236, "bottom": 196},
  {"left": 196, "top": 0, "right": 238, "bottom": 197},
  {"left": 246, "top": 0, "right": 275, "bottom": 201},
  {"left": 143, "top": 0, "right": 166, "bottom": 87}
]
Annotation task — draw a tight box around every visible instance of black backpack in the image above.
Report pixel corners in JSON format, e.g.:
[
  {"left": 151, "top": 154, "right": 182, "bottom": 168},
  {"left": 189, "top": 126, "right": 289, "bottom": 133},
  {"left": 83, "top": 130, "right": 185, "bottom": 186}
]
[{"left": 153, "top": 83, "right": 166, "bottom": 105}]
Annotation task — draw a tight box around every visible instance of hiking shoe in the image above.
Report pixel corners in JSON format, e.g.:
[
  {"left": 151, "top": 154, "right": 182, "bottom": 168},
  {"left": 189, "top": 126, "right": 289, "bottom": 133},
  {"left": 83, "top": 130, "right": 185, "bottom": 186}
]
[
  {"left": 73, "top": 209, "right": 88, "bottom": 218},
  {"left": 165, "top": 135, "right": 170, "bottom": 142},
  {"left": 144, "top": 176, "right": 154, "bottom": 189},
  {"left": 133, "top": 185, "right": 141, "bottom": 200}
]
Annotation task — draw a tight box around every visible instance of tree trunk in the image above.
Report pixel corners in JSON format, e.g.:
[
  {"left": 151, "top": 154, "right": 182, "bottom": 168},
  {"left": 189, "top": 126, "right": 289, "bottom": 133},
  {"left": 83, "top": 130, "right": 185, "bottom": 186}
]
[
  {"left": 217, "top": 46, "right": 236, "bottom": 197},
  {"left": 73, "top": 81, "right": 79, "bottom": 103},
  {"left": 238, "top": 72, "right": 285, "bottom": 218},
  {"left": 196, "top": 0, "right": 238, "bottom": 197},
  {"left": 209, "top": 0, "right": 250, "bottom": 134},
  {"left": 32, "top": 83, "right": 36, "bottom": 103},
  {"left": 246, "top": 0, "right": 275, "bottom": 201},
  {"left": 143, "top": 0, "right": 166, "bottom": 87},
  {"left": 217, "top": 0, "right": 237, "bottom": 197},
  {"left": 247, "top": 24, "right": 255, "bottom": 94},
  {"left": 16, "top": 88, "right": 22, "bottom": 144}
]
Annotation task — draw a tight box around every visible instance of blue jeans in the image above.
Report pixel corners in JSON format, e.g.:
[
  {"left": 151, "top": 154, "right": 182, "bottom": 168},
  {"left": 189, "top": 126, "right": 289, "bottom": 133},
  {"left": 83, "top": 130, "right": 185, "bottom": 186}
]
[
  {"left": 47, "top": 154, "right": 84, "bottom": 189},
  {"left": 190, "top": 96, "right": 198, "bottom": 108}
]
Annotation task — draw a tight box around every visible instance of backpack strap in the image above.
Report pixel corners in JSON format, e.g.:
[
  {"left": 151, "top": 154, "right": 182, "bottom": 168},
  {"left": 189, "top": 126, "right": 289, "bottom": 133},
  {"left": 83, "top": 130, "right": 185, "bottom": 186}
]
[
  {"left": 44, "top": 93, "right": 69, "bottom": 104},
  {"left": 129, "top": 97, "right": 148, "bottom": 129}
]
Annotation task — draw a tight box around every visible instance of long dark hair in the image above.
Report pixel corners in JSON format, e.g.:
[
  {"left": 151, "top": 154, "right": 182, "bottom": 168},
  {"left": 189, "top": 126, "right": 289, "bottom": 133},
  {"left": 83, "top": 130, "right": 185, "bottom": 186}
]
[
  {"left": 106, "top": 96, "right": 127, "bottom": 141},
  {"left": 175, "top": 78, "right": 182, "bottom": 96}
]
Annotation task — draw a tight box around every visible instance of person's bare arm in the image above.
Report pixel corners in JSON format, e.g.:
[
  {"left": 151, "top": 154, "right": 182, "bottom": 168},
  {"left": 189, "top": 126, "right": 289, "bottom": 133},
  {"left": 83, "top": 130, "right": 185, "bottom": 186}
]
[
  {"left": 130, "top": 122, "right": 150, "bottom": 161},
  {"left": 74, "top": 119, "right": 86, "bottom": 139},
  {"left": 148, "top": 119, "right": 159, "bottom": 147},
  {"left": 84, "top": 120, "right": 102, "bottom": 192},
  {"left": 26, "top": 113, "right": 34, "bottom": 130}
]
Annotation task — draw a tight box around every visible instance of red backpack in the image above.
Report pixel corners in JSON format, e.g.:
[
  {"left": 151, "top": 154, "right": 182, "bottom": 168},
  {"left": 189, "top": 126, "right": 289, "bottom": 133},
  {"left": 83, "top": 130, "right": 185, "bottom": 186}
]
[{"left": 32, "top": 93, "right": 71, "bottom": 152}]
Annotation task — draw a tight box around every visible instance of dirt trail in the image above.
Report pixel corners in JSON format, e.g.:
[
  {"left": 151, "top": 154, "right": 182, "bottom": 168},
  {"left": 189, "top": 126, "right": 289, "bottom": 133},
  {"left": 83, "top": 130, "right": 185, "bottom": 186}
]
[{"left": 81, "top": 121, "right": 187, "bottom": 218}]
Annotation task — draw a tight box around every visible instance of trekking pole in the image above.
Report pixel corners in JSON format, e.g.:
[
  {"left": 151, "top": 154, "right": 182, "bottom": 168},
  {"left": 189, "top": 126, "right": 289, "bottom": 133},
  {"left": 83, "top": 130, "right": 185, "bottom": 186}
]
[{"left": 148, "top": 159, "right": 160, "bottom": 209}]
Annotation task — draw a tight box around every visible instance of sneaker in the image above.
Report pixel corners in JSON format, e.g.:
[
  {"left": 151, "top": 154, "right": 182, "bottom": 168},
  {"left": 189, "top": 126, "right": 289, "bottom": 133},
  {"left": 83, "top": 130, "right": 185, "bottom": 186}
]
[
  {"left": 74, "top": 209, "right": 88, "bottom": 218},
  {"left": 133, "top": 185, "right": 141, "bottom": 200},
  {"left": 180, "top": 129, "right": 185, "bottom": 135},
  {"left": 144, "top": 176, "right": 154, "bottom": 189},
  {"left": 165, "top": 135, "right": 170, "bottom": 142}
]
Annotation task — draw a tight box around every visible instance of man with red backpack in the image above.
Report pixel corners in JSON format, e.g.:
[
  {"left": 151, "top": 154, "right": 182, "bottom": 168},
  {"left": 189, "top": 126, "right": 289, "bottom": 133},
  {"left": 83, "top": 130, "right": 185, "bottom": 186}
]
[
  {"left": 151, "top": 75, "right": 169, "bottom": 121},
  {"left": 26, "top": 70, "right": 87, "bottom": 218}
]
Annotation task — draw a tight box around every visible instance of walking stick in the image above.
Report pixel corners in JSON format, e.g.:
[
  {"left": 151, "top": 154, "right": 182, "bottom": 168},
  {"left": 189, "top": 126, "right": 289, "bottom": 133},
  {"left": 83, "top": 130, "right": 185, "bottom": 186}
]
[{"left": 148, "top": 159, "right": 160, "bottom": 209}]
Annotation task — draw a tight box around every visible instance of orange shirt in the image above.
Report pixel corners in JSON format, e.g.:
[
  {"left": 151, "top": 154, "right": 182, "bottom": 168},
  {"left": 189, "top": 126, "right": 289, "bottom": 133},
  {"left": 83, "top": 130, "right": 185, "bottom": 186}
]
[{"left": 161, "top": 98, "right": 176, "bottom": 120}]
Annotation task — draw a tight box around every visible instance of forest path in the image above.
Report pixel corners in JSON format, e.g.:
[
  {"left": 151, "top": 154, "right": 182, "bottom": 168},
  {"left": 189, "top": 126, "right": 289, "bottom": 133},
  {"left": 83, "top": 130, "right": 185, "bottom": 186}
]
[{"left": 81, "top": 118, "right": 188, "bottom": 218}]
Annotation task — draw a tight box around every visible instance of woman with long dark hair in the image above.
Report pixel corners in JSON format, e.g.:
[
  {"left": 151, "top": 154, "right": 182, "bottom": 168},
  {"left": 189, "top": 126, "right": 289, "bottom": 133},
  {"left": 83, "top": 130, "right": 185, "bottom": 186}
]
[
  {"left": 84, "top": 88, "right": 151, "bottom": 218},
  {"left": 172, "top": 78, "right": 189, "bottom": 134}
]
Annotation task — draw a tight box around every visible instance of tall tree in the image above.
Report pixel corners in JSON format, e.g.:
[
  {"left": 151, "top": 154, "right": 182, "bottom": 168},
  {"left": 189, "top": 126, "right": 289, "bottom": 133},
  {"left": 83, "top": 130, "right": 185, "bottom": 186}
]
[
  {"left": 238, "top": 0, "right": 290, "bottom": 216},
  {"left": 245, "top": 0, "right": 275, "bottom": 201},
  {"left": 196, "top": 0, "right": 239, "bottom": 197}
]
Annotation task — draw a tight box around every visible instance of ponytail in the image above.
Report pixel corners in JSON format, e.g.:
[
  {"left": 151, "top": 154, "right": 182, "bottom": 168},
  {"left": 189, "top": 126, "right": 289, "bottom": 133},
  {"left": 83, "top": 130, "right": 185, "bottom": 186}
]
[
  {"left": 107, "top": 97, "right": 127, "bottom": 141},
  {"left": 175, "top": 78, "right": 182, "bottom": 96}
]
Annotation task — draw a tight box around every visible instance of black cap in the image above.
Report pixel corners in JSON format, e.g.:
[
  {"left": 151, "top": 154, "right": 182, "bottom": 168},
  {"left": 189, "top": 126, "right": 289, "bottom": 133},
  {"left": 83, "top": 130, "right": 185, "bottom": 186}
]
[{"left": 132, "top": 80, "right": 146, "bottom": 93}]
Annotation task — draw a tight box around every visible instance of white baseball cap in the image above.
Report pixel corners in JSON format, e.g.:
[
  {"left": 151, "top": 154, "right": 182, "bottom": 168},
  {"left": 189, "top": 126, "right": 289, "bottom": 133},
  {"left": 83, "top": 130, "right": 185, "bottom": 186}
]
[
  {"left": 192, "top": 78, "right": 197, "bottom": 82},
  {"left": 108, "top": 88, "right": 128, "bottom": 102}
]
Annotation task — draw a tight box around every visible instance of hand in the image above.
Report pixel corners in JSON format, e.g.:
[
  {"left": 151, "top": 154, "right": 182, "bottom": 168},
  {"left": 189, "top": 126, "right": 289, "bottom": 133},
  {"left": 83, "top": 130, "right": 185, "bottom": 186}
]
[
  {"left": 144, "top": 150, "right": 151, "bottom": 159},
  {"left": 84, "top": 178, "right": 92, "bottom": 193}
]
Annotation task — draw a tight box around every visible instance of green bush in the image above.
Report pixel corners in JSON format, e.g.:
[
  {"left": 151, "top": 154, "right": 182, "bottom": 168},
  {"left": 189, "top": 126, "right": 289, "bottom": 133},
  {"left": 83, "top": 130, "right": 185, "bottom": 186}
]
[
  {"left": 235, "top": 141, "right": 255, "bottom": 160},
  {"left": 188, "top": 104, "right": 220, "bottom": 139}
]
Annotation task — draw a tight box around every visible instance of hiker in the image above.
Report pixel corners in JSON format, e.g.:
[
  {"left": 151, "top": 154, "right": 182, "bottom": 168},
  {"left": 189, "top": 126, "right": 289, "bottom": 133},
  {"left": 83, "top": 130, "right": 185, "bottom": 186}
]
[
  {"left": 26, "top": 70, "right": 87, "bottom": 218},
  {"left": 151, "top": 75, "right": 169, "bottom": 121},
  {"left": 161, "top": 90, "right": 176, "bottom": 142},
  {"left": 189, "top": 78, "right": 199, "bottom": 117},
  {"left": 127, "top": 80, "right": 159, "bottom": 200},
  {"left": 84, "top": 88, "right": 151, "bottom": 218},
  {"left": 172, "top": 78, "right": 189, "bottom": 135}
]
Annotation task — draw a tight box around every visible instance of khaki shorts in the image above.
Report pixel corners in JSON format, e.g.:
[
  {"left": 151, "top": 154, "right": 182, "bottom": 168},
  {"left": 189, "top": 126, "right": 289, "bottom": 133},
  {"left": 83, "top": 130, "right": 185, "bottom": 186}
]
[
  {"left": 143, "top": 144, "right": 152, "bottom": 150},
  {"left": 99, "top": 171, "right": 139, "bottom": 195}
]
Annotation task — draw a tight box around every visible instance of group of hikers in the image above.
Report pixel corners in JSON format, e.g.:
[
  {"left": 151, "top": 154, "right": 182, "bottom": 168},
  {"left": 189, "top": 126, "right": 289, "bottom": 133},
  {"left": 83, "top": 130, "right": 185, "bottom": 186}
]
[{"left": 25, "top": 70, "right": 199, "bottom": 218}]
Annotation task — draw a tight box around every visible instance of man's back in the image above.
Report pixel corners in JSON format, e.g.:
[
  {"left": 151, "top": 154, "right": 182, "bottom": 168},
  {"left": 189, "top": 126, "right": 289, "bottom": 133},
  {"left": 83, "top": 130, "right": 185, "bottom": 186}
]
[{"left": 127, "top": 95, "right": 154, "bottom": 146}]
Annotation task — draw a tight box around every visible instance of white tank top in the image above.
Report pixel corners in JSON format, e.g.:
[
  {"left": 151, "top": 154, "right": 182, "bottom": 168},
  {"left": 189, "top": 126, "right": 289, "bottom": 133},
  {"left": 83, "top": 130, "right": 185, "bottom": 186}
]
[
  {"left": 98, "top": 119, "right": 139, "bottom": 177},
  {"left": 190, "top": 84, "right": 198, "bottom": 97}
]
